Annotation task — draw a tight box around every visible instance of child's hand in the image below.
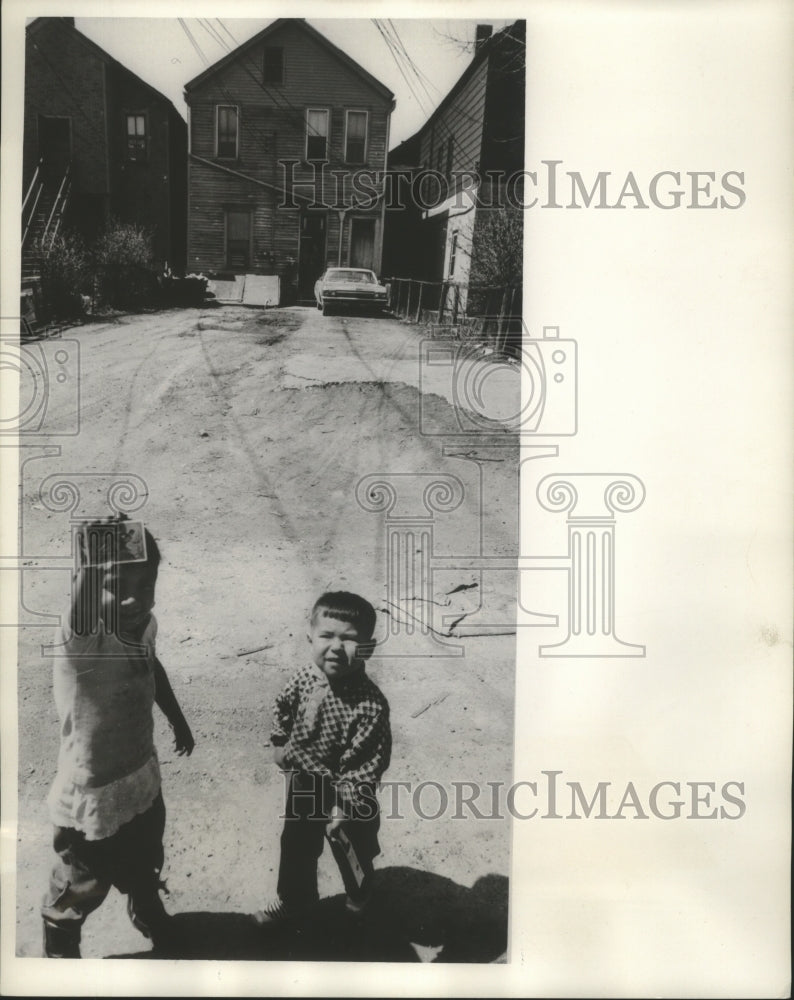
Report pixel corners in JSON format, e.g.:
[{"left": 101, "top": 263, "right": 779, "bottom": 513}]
[
  {"left": 327, "top": 805, "right": 346, "bottom": 835},
  {"left": 171, "top": 717, "right": 195, "bottom": 756},
  {"left": 77, "top": 515, "right": 128, "bottom": 568}
]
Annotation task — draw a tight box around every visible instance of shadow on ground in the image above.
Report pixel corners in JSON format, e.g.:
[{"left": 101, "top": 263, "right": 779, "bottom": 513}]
[{"left": 109, "top": 867, "right": 508, "bottom": 962}]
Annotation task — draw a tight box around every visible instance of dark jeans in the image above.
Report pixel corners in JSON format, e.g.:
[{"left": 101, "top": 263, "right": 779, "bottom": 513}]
[
  {"left": 277, "top": 771, "right": 380, "bottom": 907},
  {"left": 41, "top": 792, "right": 167, "bottom": 956}
]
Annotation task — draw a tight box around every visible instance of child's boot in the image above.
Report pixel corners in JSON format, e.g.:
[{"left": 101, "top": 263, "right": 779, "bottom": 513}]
[
  {"left": 42, "top": 917, "right": 81, "bottom": 958},
  {"left": 127, "top": 892, "right": 176, "bottom": 951}
]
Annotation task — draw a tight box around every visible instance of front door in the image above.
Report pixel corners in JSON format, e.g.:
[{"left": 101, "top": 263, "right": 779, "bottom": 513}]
[
  {"left": 38, "top": 116, "right": 71, "bottom": 187},
  {"left": 297, "top": 211, "right": 326, "bottom": 303},
  {"left": 350, "top": 217, "right": 376, "bottom": 271},
  {"left": 226, "top": 210, "right": 251, "bottom": 270}
]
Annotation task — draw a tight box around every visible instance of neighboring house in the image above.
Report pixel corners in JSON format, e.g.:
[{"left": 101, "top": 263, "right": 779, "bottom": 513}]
[
  {"left": 184, "top": 18, "right": 394, "bottom": 304},
  {"left": 382, "top": 21, "right": 525, "bottom": 296},
  {"left": 22, "top": 17, "right": 187, "bottom": 278}
]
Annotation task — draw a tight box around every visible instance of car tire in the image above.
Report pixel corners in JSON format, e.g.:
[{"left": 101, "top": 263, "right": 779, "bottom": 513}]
[{"left": 322, "top": 300, "right": 332, "bottom": 316}]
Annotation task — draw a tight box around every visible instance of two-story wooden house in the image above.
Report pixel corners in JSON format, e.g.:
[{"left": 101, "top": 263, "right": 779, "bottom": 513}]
[
  {"left": 23, "top": 17, "right": 187, "bottom": 276},
  {"left": 184, "top": 19, "right": 395, "bottom": 304},
  {"left": 383, "top": 21, "right": 525, "bottom": 293}
]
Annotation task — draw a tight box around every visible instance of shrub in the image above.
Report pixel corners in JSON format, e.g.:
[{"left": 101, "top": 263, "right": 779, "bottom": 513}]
[
  {"left": 470, "top": 207, "right": 524, "bottom": 288},
  {"left": 95, "top": 221, "right": 152, "bottom": 268},
  {"left": 39, "top": 231, "right": 91, "bottom": 320},
  {"left": 94, "top": 221, "right": 158, "bottom": 310}
]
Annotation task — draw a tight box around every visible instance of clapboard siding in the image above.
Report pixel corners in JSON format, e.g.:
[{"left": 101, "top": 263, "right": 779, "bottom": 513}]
[
  {"left": 382, "top": 21, "right": 524, "bottom": 286},
  {"left": 418, "top": 58, "right": 488, "bottom": 176},
  {"left": 186, "top": 19, "right": 392, "bottom": 287},
  {"left": 189, "top": 21, "right": 390, "bottom": 119},
  {"left": 190, "top": 97, "right": 389, "bottom": 183}
]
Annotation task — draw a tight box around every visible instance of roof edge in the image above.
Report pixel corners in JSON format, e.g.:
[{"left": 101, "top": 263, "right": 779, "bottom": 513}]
[
  {"left": 184, "top": 18, "right": 393, "bottom": 102},
  {"left": 27, "top": 16, "right": 185, "bottom": 121},
  {"left": 391, "top": 20, "right": 524, "bottom": 155}
]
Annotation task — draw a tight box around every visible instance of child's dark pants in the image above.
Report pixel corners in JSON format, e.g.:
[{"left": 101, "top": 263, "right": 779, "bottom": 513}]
[
  {"left": 41, "top": 792, "right": 167, "bottom": 957},
  {"left": 277, "top": 771, "right": 380, "bottom": 907}
]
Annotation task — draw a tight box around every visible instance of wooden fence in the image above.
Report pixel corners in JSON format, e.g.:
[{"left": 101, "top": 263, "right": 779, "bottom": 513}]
[{"left": 385, "top": 277, "right": 522, "bottom": 356}]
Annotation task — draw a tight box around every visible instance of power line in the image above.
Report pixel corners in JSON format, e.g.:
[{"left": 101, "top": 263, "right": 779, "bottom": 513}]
[
  {"left": 215, "top": 19, "right": 327, "bottom": 139},
  {"left": 181, "top": 18, "right": 284, "bottom": 170},
  {"left": 197, "top": 18, "right": 228, "bottom": 51},
  {"left": 385, "top": 21, "right": 439, "bottom": 103},
  {"left": 372, "top": 20, "right": 431, "bottom": 118},
  {"left": 178, "top": 18, "right": 210, "bottom": 67},
  {"left": 186, "top": 19, "right": 388, "bottom": 210},
  {"left": 187, "top": 18, "right": 318, "bottom": 166},
  {"left": 386, "top": 22, "right": 525, "bottom": 170}
]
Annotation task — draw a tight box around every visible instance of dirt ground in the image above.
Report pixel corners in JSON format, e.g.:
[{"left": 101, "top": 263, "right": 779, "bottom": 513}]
[{"left": 13, "top": 303, "right": 518, "bottom": 962}]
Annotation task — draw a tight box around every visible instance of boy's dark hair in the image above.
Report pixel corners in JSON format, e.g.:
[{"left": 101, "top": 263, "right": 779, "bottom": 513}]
[
  {"left": 144, "top": 529, "right": 161, "bottom": 574},
  {"left": 310, "top": 591, "right": 377, "bottom": 640}
]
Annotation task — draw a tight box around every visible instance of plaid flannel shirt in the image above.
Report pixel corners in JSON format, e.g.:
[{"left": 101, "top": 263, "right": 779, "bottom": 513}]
[{"left": 271, "top": 663, "right": 391, "bottom": 814}]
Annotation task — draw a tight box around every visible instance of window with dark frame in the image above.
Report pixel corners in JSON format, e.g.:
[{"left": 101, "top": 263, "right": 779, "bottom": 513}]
[
  {"left": 306, "top": 109, "right": 328, "bottom": 160},
  {"left": 263, "top": 46, "right": 284, "bottom": 84},
  {"left": 126, "top": 114, "right": 147, "bottom": 160},
  {"left": 217, "top": 105, "right": 238, "bottom": 159},
  {"left": 345, "top": 110, "right": 367, "bottom": 163}
]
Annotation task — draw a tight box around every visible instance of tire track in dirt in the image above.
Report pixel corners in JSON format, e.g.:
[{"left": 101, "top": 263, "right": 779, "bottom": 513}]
[
  {"left": 15, "top": 307, "right": 516, "bottom": 961},
  {"left": 334, "top": 316, "right": 520, "bottom": 625},
  {"left": 195, "top": 327, "right": 304, "bottom": 552},
  {"left": 288, "top": 314, "right": 452, "bottom": 587}
]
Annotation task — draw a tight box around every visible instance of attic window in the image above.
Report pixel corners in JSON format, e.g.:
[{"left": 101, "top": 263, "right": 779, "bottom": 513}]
[
  {"left": 126, "top": 114, "right": 147, "bottom": 160},
  {"left": 263, "top": 46, "right": 284, "bottom": 85}
]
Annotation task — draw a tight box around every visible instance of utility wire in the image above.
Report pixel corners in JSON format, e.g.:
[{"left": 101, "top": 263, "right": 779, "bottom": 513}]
[
  {"left": 385, "top": 20, "right": 440, "bottom": 103},
  {"left": 382, "top": 21, "right": 525, "bottom": 168},
  {"left": 188, "top": 18, "right": 387, "bottom": 210},
  {"left": 372, "top": 20, "right": 430, "bottom": 118},
  {"left": 178, "top": 18, "right": 210, "bottom": 66},
  {"left": 215, "top": 18, "right": 327, "bottom": 139},
  {"left": 197, "top": 18, "right": 228, "bottom": 51}
]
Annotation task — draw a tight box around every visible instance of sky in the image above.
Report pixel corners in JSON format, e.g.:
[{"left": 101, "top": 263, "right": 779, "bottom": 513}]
[{"left": 73, "top": 16, "right": 517, "bottom": 149}]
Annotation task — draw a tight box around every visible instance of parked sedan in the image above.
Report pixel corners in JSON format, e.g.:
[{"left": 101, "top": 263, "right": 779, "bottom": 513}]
[{"left": 314, "top": 267, "right": 389, "bottom": 316}]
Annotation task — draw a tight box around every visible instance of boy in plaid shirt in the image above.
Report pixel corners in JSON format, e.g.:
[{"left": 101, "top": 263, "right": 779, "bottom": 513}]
[{"left": 257, "top": 592, "right": 391, "bottom": 921}]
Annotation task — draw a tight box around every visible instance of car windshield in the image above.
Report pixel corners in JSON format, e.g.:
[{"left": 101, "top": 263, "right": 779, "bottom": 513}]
[{"left": 325, "top": 269, "right": 375, "bottom": 284}]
